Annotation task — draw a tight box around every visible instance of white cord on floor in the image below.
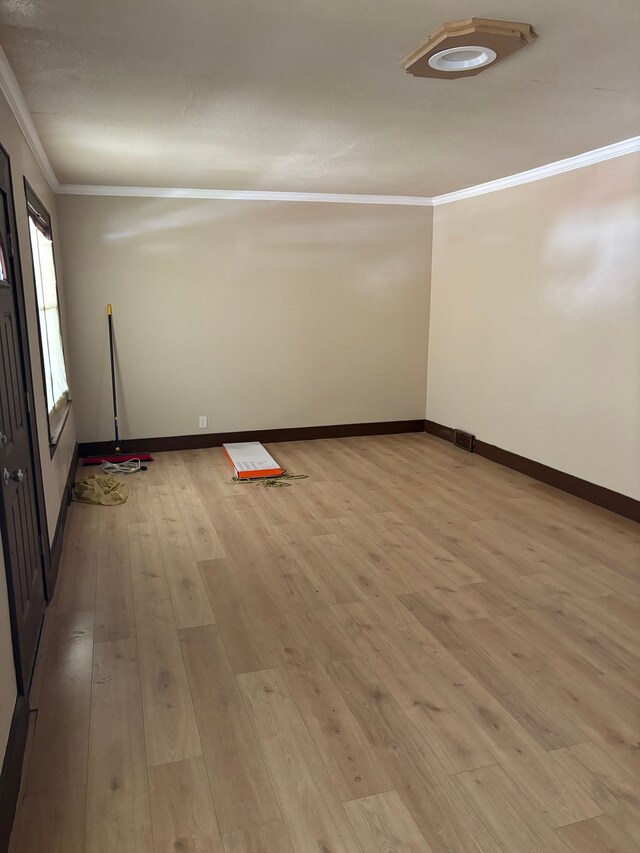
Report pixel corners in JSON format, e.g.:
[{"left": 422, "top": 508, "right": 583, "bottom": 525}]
[{"left": 100, "top": 458, "right": 142, "bottom": 475}]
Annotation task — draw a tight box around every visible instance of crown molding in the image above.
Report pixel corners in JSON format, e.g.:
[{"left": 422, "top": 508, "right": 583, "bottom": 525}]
[
  {"left": 432, "top": 136, "right": 640, "bottom": 205},
  {"left": 0, "top": 46, "right": 60, "bottom": 192},
  {"left": 57, "top": 184, "right": 434, "bottom": 206},
  {"left": 58, "top": 134, "right": 640, "bottom": 205}
]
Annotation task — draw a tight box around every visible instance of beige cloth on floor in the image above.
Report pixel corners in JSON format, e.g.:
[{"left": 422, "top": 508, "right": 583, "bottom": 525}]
[{"left": 72, "top": 474, "right": 129, "bottom": 506}]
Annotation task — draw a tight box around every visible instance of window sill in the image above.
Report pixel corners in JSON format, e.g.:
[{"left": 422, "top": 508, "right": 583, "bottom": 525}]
[{"left": 48, "top": 399, "right": 72, "bottom": 459}]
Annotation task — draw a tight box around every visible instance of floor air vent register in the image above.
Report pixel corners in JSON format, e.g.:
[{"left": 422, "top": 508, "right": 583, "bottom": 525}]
[{"left": 454, "top": 429, "right": 476, "bottom": 452}]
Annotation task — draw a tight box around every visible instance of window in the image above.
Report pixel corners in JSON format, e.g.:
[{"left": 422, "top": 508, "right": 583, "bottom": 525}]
[
  {"left": 0, "top": 231, "right": 8, "bottom": 281},
  {"left": 25, "top": 182, "right": 70, "bottom": 451}
]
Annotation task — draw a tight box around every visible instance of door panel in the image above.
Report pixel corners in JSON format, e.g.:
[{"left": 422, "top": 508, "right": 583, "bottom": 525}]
[{"left": 0, "top": 147, "right": 45, "bottom": 692}]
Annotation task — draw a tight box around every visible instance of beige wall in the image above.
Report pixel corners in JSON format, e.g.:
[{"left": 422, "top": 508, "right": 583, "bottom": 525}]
[
  {"left": 1, "top": 90, "right": 77, "bottom": 538},
  {"left": 58, "top": 196, "right": 432, "bottom": 442},
  {"left": 427, "top": 153, "right": 640, "bottom": 500}
]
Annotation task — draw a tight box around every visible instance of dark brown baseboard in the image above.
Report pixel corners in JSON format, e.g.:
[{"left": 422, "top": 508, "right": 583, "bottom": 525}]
[
  {"left": 79, "top": 420, "right": 426, "bottom": 458},
  {"left": 423, "top": 419, "right": 455, "bottom": 443},
  {"left": 0, "top": 696, "right": 28, "bottom": 852},
  {"left": 47, "top": 442, "right": 79, "bottom": 600},
  {"left": 424, "top": 419, "right": 640, "bottom": 523}
]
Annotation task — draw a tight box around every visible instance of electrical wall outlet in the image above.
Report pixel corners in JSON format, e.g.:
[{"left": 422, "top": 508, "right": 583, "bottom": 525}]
[{"left": 198, "top": 416, "right": 208, "bottom": 429}]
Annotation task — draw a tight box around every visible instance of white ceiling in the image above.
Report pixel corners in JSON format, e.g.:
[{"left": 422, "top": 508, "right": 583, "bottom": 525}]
[{"left": 0, "top": 1, "right": 639, "bottom": 196}]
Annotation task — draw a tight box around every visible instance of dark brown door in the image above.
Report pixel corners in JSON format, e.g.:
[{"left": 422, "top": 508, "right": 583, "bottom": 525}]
[{"left": 0, "top": 147, "right": 45, "bottom": 693}]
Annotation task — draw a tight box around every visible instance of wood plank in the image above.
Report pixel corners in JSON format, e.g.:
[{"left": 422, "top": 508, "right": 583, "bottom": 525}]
[
  {"left": 124, "top": 484, "right": 155, "bottom": 525},
  {"left": 179, "top": 624, "right": 280, "bottom": 834},
  {"left": 307, "top": 532, "right": 390, "bottom": 599},
  {"left": 402, "top": 619, "right": 549, "bottom": 763},
  {"left": 328, "top": 657, "right": 502, "bottom": 853},
  {"left": 549, "top": 740, "right": 640, "bottom": 843},
  {"left": 9, "top": 785, "right": 86, "bottom": 853},
  {"left": 198, "top": 484, "right": 244, "bottom": 535},
  {"left": 358, "top": 591, "right": 422, "bottom": 627},
  {"left": 294, "top": 605, "right": 360, "bottom": 663},
  {"left": 383, "top": 661, "right": 497, "bottom": 775},
  {"left": 533, "top": 603, "right": 640, "bottom": 693},
  {"left": 499, "top": 751, "right": 603, "bottom": 830},
  {"left": 163, "top": 454, "right": 203, "bottom": 501},
  {"left": 53, "top": 503, "right": 99, "bottom": 613},
  {"left": 150, "top": 485, "right": 187, "bottom": 538},
  {"left": 135, "top": 598, "right": 202, "bottom": 766},
  {"left": 179, "top": 494, "right": 226, "bottom": 561},
  {"left": 237, "top": 668, "right": 362, "bottom": 852},
  {"left": 454, "top": 764, "right": 572, "bottom": 853},
  {"left": 259, "top": 610, "right": 392, "bottom": 800},
  {"left": 422, "top": 583, "right": 492, "bottom": 622},
  {"left": 148, "top": 756, "right": 223, "bottom": 852},
  {"left": 285, "top": 537, "right": 362, "bottom": 606},
  {"left": 212, "top": 528, "right": 291, "bottom": 619},
  {"left": 331, "top": 599, "right": 497, "bottom": 774},
  {"left": 557, "top": 815, "right": 640, "bottom": 853},
  {"left": 400, "top": 593, "right": 589, "bottom": 750},
  {"left": 128, "top": 521, "right": 170, "bottom": 603},
  {"left": 159, "top": 534, "right": 215, "bottom": 629},
  {"left": 494, "top": 608, "right": 640, "bottom": 754},
  {"left": 279, "top": 569, "right": 330, "bottom": 611},
  {"left": 26, "top": 610, "right": 94, "bottom": 794},
  {"left": 222, "top": 820, "right": 293, "bottom": 853},
  {"left": 237, "top": 520, "right": 318, "bottom": 587},
  {"left": 85, "top": 638, "right": 153, "bottom": 853},
  {"left": 343, "top": 790, "right": 432, "bottom": 853},
  {"left": 94, "top": 556, "right": 135, "bottom": 643},
  {"left": 95, "top": 509, "right": 135, "bottom": 643},
  {"left": 563, "top": 596, "right": 640, "bottom": 658},
  {"left": 197, "top": 558, "right": 274, "bottom": 674}
]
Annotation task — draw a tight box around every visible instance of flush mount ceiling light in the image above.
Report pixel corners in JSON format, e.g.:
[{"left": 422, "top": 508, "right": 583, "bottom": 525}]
[
  {"left": 402, "top": 17, "right": 536, "bottom": 79},
  {"left": 428, "top": 46, "right": 497, "bottom": 72}
]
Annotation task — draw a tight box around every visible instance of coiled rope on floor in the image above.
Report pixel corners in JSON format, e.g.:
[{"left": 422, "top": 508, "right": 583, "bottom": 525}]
[{"left": 231, "top": 469, "right": 309, "bottom": 488}]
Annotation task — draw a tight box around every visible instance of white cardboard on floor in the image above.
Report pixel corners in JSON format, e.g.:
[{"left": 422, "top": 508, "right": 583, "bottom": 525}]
[{"left": 222, "top": 441, "right": 283, "bottom": 479}]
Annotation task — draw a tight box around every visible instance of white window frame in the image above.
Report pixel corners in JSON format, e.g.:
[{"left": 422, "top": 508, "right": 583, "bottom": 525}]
[{"left": 25, "top": 181, "right": 71, "bottom": 453}]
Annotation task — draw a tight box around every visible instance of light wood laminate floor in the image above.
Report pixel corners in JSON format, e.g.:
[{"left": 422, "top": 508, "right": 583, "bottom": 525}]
[{"left": 9, "top": 434, "right": 640, "bottom": 852}]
